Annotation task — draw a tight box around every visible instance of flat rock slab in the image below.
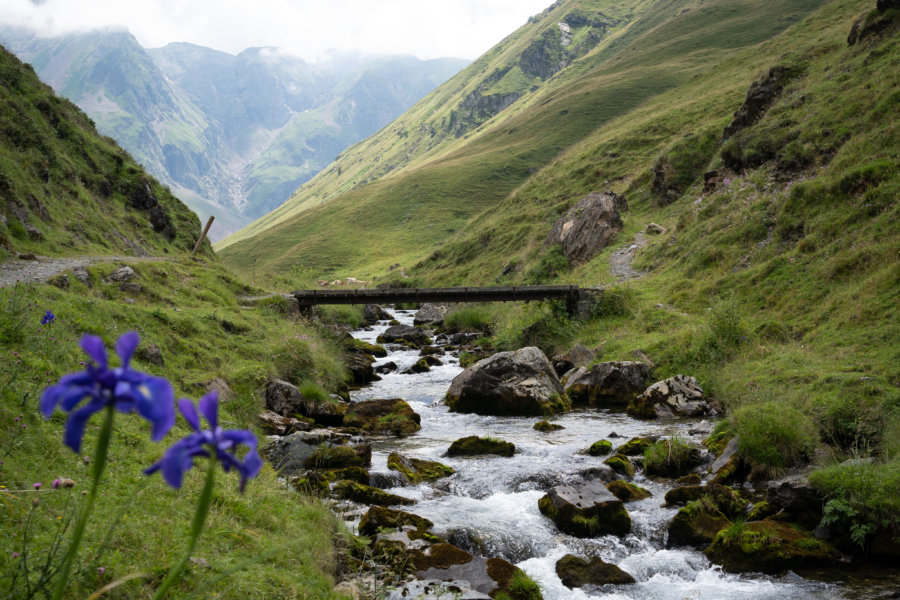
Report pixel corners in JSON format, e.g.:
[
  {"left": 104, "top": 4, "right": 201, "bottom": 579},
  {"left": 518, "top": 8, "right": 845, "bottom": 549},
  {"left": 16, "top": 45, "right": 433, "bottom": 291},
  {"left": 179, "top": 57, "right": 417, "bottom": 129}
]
[{"left": 539, "top": 480, "right": 631, "bottom": 537}]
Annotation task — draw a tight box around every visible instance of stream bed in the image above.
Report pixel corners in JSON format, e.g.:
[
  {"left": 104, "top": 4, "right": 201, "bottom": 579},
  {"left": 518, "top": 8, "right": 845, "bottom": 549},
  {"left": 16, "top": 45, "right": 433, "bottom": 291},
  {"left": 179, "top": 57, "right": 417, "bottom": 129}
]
[{"left": 344, "top": 308, "right": 897, "bottom": 600}]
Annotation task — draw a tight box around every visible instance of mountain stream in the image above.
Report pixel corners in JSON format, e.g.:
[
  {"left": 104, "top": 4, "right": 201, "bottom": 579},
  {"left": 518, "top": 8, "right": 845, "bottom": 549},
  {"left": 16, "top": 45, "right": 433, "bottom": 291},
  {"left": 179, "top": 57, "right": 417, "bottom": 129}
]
[{"left": 343, "top": 309, "right": 895, "bottom": 600}]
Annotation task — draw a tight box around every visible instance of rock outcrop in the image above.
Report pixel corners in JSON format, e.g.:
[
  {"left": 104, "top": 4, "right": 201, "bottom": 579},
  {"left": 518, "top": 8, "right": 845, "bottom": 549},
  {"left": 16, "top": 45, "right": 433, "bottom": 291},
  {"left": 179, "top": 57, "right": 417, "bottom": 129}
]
[
  {"left": 264, "top": 379, "right": 346, "bottom": 426},
  {"left": 551, "top": 344, "right": 595, "bottom": 377},
  {"left": 445, "top": 347, "right": 568, "bottom": 416},
  {"left": 263, "top": 430, "right": 370, "bottom": 475},
  {"left": 627, "top": 374, "right": 709, "bottom": 419},
  {"left": 544, "top": 191, "right": 628, "bottom": 264}
]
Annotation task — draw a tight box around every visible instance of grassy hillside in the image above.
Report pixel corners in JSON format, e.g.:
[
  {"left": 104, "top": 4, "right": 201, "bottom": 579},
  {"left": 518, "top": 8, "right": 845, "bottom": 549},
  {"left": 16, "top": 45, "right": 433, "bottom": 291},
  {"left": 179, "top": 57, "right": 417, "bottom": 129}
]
[
  {"left": 218, "top": 0, "right": 899, "bottom": 542},
  {"left": 0, "top": 45, "right": 353, "bottom": 598}
]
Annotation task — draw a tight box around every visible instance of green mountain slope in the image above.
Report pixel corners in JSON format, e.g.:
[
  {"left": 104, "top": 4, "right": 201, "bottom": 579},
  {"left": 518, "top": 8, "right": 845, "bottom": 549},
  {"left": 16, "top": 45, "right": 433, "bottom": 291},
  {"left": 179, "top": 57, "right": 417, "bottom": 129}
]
[
  {"left": 216, "top": 0, "right": 826, "bottom": 271},
  {"left": 0, "top": 44, "right": 201, "bottom": 257},
  {"left": 1, "top": 29, "right": 468, "bottom": 239}
]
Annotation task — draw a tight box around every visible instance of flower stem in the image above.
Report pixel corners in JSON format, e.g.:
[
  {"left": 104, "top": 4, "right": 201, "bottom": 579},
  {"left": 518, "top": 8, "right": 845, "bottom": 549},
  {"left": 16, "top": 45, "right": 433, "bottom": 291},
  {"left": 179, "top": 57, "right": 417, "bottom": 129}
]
[
  {"left": 151, "top": 456, "right": 216, "bottom": 600},
  {"left": 51, "top": 405, "right": 115, "bottom": 600}
]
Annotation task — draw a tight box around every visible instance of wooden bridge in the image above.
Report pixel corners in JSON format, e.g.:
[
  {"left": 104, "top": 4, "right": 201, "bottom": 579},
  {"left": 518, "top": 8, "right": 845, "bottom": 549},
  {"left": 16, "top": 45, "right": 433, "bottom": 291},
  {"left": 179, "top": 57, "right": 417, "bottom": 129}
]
[{"left": 293, "top": 284, "right": 598, "bottom": 316}]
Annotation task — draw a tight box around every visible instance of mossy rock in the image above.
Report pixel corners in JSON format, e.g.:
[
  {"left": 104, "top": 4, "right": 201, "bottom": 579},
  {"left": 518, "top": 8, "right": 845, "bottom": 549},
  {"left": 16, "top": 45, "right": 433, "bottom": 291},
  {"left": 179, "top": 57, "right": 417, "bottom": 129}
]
[
  {"left": 305, "top": 444, "right": 368, "bottom": 469},
  {"left": 705, "top": 519, "right": 835, "bottom": 573},
  {"left": 555, "top": 554, "right": 636, "bottom": 588},
  {"left": 349, "top": 339, "right": 388, "bottom": 358},
  {"left": 643, "top": 439, "right": 703, "bottom": 478},
  {"left": 321, "top": 466, "right": 369, "bottom": 485},
  {"left": 624, "top": 394, "right": 657, "bottom": 419},
  {"left": 410, "top": 542, "right": 473, "bottom": 571},
  {"left": 408, "top": 357, "right": 432, "bottom": 373},
  {"left": 331, "top": 480, "right": 415, "bottom": 506},
  {"left": 291, "top": 474, "right": 329, "bottom": 495},
  {"left": 603, "top": 454, "right": 635, "bottom": 478},
  {"left": 607, "top": 480, "right": 652, "bottom": 502},
  {"left": 587, "top": 440, "right": 613, "bottom": 456},
  {"left": 618, "top": 437, "right": 654, "bottom": 456},
  {"left": 667, "top": 497, "right": 732, "bottom": 548},
  {"left": 533, "top": 420, "right": 565, "bottom": 432},
  {"left": 677, "top": 473, "right": 702, "bottom": 486},
  {"left": 423, "top": 355, "right": 443, "bottom": 367},
  {"left": 665, "top": 483, "right": 747, "bottom": 518},
  {"left": 703, "top": 430, "right": 734, "bottom": 457},
  {"left": 447, "top": 435, "right": 515, "bottom": 457},
  {"left": 358, "top": 506, "right": 434, "bottom": 537},
  {"left": 746, "top": 500, "right": 778, "bottom": 522},
  {"left": 387, "top": 452, "right": 454, "bottom": 484},
  {"left": 420, "top": 345, "right": 445, "bottom": 357},
  {"left": 343, "top": 398, "right": 422, "bottom": 437}
]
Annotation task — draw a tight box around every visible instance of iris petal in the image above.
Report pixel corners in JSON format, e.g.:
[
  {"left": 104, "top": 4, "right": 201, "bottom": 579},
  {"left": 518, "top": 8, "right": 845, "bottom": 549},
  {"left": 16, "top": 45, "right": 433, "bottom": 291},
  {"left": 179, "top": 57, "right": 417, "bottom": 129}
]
[
  {"left": 198, "top": 391, "right": 218, "bottom": 429},
  {"left": 80, "top": 335, "right": 108, "bottom": 369},
  {"left": 134, "top": 376, "right": 176, "bottom": 440},
  {"left": 63, "top": 399, "right": 106, "bottom": 453},
  {"left": 115, "top": 331, "right": 140, "bottom": 368},
  {"left": 178, "top": 398, "right": 200, "bottom": 431}
]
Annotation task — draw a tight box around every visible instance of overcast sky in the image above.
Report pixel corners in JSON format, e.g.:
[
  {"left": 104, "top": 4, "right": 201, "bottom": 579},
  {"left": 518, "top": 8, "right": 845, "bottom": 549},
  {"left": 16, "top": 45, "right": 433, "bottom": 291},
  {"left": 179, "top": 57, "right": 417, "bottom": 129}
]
[{"left": 0, "top": 0, "right": 552, "bottom": 61}]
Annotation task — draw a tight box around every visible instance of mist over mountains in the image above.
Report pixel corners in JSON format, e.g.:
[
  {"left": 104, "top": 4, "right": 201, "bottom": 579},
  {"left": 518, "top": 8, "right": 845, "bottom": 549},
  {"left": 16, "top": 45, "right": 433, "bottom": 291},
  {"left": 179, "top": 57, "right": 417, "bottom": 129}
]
[{"left": 0, "top": 27, "right": 468, "bottom": 240}]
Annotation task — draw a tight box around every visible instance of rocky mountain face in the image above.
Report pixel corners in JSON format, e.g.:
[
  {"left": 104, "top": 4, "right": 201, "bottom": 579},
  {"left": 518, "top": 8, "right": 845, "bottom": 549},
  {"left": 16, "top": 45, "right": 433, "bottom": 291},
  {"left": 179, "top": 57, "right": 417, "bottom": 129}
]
[{"left": 0, "top": 28, "right": 467, "bottom": 239}]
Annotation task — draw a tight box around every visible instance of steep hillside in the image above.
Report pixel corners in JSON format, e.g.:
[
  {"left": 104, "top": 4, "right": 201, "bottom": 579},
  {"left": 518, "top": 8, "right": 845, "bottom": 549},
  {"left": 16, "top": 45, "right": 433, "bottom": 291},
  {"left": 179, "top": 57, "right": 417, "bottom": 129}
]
[
  {"left": 0, "top": 44, "right": 353, "bottom": 599},
  {"left": 217, "top": 0, "right": 827, "bottom": 273},
  {"left": 1, "top": 29, "right": 467, "bottom": 238},
  {"left": 0, "top": 44, "right": 202, "bottom": 257}
]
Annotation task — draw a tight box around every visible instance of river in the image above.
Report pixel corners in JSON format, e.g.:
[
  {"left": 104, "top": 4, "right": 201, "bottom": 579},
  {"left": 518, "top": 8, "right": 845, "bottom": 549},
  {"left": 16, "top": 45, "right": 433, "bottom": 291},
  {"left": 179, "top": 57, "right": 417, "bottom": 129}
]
[{"left": 345, "top": 308, "right": 896, "bottom": 600}]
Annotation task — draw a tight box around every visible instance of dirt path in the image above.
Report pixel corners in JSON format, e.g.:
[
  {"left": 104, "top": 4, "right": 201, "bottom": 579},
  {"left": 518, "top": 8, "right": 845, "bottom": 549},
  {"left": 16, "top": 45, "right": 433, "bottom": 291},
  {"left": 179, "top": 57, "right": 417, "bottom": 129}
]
[
  {"left": 609, "top": 231, "right": 649, "bottom": 281},
  {"left": 0, "top": 255, "right": 169, "bottom": 287}
]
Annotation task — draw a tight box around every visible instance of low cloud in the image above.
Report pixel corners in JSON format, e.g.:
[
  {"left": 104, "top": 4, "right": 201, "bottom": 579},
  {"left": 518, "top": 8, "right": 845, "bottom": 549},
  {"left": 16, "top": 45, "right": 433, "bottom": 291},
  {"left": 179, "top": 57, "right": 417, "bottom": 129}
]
[{"left": 0, "top": 0, "right": 551, "bottom": 60}]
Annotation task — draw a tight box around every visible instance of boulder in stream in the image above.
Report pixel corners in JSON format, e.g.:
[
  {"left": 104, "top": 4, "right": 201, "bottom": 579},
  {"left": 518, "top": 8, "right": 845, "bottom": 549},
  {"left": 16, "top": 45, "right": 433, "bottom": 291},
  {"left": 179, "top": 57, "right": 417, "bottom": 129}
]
[
  {"left": 538, "top": 480, "right": 632, "bottom": 537},
  {"left": 411, "top": 543, "right": 536, "bottom": 599},
  {"left": 359, "top": 505, "right": 434, "bottom": 537},
  {"left": 363, "top": 304, "right": 392, "bottom": 325},
  {"left": 555, "top": 554, "right": 636, "bottom": 588},
  {"left": 445, "top": 347, "right": 569, "bottom": 416},
  {"left": 377, "top": 324, "right": 432, "bottom": 348},
  {"left": 607, "top": 480, "right": 652, "bottom": 502},
  {"left": 388, "top": 452, "right": 455, "bottom": 484},
  {"left": 551, "top": 344, "right": 595, "bottom": 377},
  {"left": 447, "top": 436, "right": 515, "bottom": 457},
  {"left": 564, "top": 361, "right": 650, "bottom": 407},
  {"left": 343, "top": 399, "right": 422, "bottom": 437}
]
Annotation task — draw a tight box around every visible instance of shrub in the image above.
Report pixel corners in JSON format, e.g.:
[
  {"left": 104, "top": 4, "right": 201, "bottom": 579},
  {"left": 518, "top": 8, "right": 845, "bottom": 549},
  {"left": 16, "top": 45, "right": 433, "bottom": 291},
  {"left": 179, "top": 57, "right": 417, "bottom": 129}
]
[
  {"left": 590, "top": 287, "right": 633, "bottom": 319},
  {"left": 731, "top": 401, "right": 818, "bottom": 472},
  {"left": 298, "top": 381, "right": 331, "bottom": 404},
  {"left": 523, "top": 244, "right": 570, "bottom": 284}
]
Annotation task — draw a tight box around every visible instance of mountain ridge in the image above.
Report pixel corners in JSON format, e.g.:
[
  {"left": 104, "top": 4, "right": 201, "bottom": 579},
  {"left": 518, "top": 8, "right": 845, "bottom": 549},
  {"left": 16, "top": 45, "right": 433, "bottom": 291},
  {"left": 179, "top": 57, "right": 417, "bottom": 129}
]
[{"left": 0, "top": 27, "right": 468, "bottom": 239}]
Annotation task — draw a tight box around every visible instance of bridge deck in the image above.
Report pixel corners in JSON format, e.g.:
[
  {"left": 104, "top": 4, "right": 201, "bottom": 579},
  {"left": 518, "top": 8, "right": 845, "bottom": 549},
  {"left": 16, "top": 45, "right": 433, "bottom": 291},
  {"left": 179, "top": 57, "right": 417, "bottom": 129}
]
[{"left": 293, "top": 285, "right": 582, "bottom": 306}]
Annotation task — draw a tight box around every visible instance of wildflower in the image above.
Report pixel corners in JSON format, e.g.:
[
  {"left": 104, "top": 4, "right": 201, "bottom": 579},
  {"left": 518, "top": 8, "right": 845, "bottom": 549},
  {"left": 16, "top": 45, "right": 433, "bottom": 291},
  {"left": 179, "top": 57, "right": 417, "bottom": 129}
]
[
  {"left": 41, "top": 310, "right": 56, "bottom": 325},
  {"left": 11, "top": 552, "right": 19, "bottom": 558},
  {"left": 98, "top": 567, "right": 105, "bottom": 576},
  {"left": 33, "top": 482, "right": 42, "bottom": 490},
  {"left": 40, "top": 332, "right": 175, "bottom": 452},
  {"left": 145, "top": 391, "right": 262, "bottom": 492},
  {"left": 52, "top": 478, "right": 61, "bottom": 489}
]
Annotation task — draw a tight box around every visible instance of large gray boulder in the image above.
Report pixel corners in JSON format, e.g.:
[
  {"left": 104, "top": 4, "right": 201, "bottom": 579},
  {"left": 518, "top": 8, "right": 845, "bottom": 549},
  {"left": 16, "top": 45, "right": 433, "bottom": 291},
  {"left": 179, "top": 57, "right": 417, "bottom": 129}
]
[
  {"left": 538, "top": 480, "right": 631, "bottom": 537},
  {"left": 564, "top": 361, "right": 650, "bottom": 407},
  {"left": 363, "top": 304, "right": 392, "bottom": 325},
  {"left": 544, "top": 191, "right": 627, "bottom": 264},
  {"left": 264, "top": 379, "right": 346, "bottom": 426},
  {"left": 414, "top": 303, "right": 450, "bottom": 327},
  {"left": 551, "top": 344, "right": 595, "bottom": 377},
  {"left": 445, "top": 347, "right": 568, "bottom": 416},
  {"left": 626, "top": 374, "right": 708, "bottom": 419}
]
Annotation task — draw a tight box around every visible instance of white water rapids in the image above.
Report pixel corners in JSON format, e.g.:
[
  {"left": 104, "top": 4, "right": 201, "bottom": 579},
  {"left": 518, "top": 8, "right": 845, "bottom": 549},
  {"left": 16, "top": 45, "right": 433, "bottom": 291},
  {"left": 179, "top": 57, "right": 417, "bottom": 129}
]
[{"left": 346, "top": 309, "right": 893, "bottom": 600}]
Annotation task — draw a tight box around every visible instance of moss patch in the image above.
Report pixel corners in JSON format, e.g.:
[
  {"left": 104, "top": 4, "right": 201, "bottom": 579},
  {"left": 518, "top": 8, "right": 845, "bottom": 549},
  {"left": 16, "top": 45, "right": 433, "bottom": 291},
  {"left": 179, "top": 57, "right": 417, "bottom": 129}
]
[
  {"left": 331, "top": 480, "right": 415, "bottom": 506},
  {"left": 706, "top": 519, "right": 835, "bottom": 573},
  {"left": 603, "top": 454, "right": 635, "bottom": 478},
  {"left": 607, "top": 480, "right": 652, "bottom": 502},
  {"left": 387, "top": 452, "right": 454, "bottom": 484}
]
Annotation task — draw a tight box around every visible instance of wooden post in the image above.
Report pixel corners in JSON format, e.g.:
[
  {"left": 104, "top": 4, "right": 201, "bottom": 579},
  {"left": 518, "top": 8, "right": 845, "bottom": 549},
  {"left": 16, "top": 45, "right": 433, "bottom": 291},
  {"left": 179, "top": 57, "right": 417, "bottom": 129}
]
[{"left": 191, "top": 216, "right": 215, "bottom": 257}]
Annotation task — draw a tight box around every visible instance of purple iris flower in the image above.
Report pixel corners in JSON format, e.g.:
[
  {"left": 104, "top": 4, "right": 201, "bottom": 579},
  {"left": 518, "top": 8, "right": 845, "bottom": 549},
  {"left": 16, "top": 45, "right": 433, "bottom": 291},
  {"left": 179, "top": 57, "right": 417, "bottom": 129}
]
[
  {"left": 41, "top": 310, "right": 55, "bottom": 325},
  {"left": 40, "top": 332, "right": 175, "bottom": 452},
  {"left": 145, "top": 391, "right": 262, "bottom": 492}
]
